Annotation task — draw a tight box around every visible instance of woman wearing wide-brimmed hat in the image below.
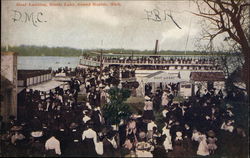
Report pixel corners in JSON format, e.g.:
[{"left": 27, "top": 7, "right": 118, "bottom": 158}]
[
  {"left": 206, "top": 130, "right": 217, "bottom": 154},
  {"left": 143, "top": 96, "right": 155, "bottom": 121},
  {"left": 135, "top": 131, "right": 154, "bottom": 157},
  {"left": 168, "top": 131, "right": 186, "bottom": 157}
]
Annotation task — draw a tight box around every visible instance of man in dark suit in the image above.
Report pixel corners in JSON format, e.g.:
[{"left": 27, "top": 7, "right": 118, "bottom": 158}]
[{"left": 103, "top": 130, "right": 119, "bottom": 157}]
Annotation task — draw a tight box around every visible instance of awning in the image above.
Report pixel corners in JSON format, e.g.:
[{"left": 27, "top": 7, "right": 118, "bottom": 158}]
[
  {"left": 27, "top": 80, "right": 68, "bottom": 92},
  {"left": 147, "top": 77, "right": 186, "bottom": 83}
]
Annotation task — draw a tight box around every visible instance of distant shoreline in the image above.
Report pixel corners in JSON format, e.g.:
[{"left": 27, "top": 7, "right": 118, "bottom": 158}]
[{"left": 2, "top": 45, "right": 241, "bottom": 57}]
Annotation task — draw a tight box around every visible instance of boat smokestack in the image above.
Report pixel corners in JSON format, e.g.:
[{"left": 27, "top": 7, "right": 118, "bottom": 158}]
[{"left": 154, "top": 40, "right": 158, "bottom": 54}]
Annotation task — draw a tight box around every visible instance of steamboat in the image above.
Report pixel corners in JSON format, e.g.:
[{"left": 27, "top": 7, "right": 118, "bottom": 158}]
[{"left": 78, "top": 40, "right": 225, "bottom": 97}]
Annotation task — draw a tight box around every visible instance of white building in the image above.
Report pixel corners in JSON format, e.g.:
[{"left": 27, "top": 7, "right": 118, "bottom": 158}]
[
  {"left": 135, "top": 70, "right": 190, "bottom": 96},
  {"left": 1, "top": 52, "right": 18, "bottom": 121}
]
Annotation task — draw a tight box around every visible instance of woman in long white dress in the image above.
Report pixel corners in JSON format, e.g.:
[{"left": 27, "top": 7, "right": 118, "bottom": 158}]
[
  {"left": 161, "top": 91, "right": 169, "bottom": 106},
  {"left": 196, "top": 134, "right": 210, "bottom": 156},
  {"left": 163, "top": 136, "right": 173, "bottom": 152},
  {"left": 162, "top": 123, "right": 173, "bottom": 152}
]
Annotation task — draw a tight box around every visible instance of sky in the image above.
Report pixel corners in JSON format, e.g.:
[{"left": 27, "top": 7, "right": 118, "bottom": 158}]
[{"left": 1, "top": 0, "right": 227, "bottom": 51}]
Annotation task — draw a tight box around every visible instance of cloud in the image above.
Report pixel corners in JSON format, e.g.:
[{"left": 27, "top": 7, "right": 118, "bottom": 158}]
[
  {"left": 65, "top": 6, "right": 120, "bottom": 27},
  {"left": 1, "top": 1, "right": 228, "bottom": 51}
]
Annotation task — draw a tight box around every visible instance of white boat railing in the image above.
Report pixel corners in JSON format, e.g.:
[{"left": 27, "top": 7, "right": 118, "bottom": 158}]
[
  {"left": 79, "top": 57, "right": 222, "bottom": 71},
  {"left": 79, "top": 58, "right": 100, "bottom": 66}
]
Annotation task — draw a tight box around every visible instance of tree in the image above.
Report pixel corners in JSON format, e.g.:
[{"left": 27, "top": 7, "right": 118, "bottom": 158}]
[
  {"left": 102, "top": 87, "right": 132, "bottom": 125},
  {"left": 193, "top": 0, "right": 250, "bottom": 94}
]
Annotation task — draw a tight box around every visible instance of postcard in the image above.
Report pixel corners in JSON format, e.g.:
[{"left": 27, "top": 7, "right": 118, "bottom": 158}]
[{"left": 1, "top": 0, "right": 249, "bottom": 157}]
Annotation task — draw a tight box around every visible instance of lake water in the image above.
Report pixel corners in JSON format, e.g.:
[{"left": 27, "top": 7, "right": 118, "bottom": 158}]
[{"left": 18, "top": 56, "right": 81, "bottom": 70}]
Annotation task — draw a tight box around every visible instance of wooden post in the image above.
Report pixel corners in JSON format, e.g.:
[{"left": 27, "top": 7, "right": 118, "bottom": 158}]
[
  {"left": 131, "top": 51, "right": 134, "bottom": 65},
  {"left": 100, "top": 40, "right": 104, "bottom": 77},
  {"left": 100, "top": 49, "right": 103, "bottom": 77},
  {"left": 99, "top": 49, "right": 103, "bottom": 106},
  {"left": 154, "top": 40, "right": 158, "bottom": 54}
]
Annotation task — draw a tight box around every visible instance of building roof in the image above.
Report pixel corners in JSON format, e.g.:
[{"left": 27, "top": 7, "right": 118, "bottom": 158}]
[
  {"left": 190, "top": 72, "right": 225, "bottom": 81},
  {"left": 18, "top": 70, "right": 51, "bottom": 80},
  {"left": 1, "top": 51, "right": 18, "bottom": 55}
]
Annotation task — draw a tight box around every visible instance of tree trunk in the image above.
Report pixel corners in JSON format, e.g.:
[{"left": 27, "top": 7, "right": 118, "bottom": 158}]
[{"left": 242, "top": 48, "right": 250, "bottom": 95}]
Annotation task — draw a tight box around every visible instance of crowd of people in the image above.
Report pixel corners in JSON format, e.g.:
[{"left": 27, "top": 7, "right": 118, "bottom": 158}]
[
  {"left": 0, "top": 65, "right": 248, "bottom": 157},
  {"left": 82, "top": 55, "right": 219, "bottom": 65},
  {"left": 0, "top": 66, "right": 125, "bottom": 157},
  {"left": 136, "top": 85, "right": 248, "bottom": 157}
]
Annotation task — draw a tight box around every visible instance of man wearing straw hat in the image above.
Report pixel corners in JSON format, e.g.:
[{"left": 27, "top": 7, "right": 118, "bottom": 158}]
[{"left": 29, "top": 131, "right": 45, "bottom": 157}]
